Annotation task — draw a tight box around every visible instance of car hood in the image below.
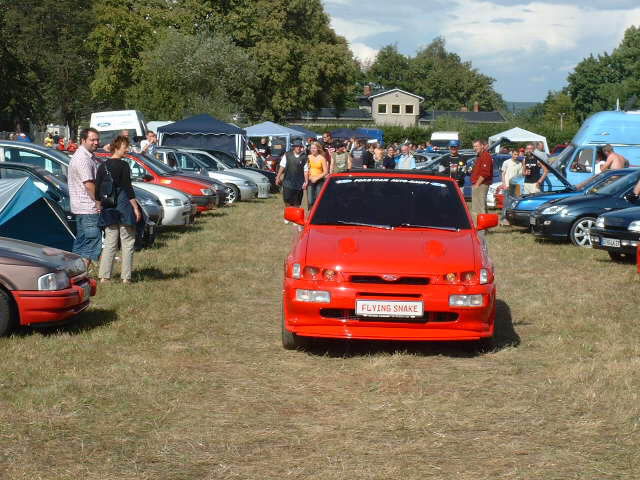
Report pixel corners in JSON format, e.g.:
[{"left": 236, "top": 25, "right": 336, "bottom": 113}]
[
  {"left": 209, "top": 171, "right": 255, "bottom": 184},
  {"left": 226, "top": 168, "right": 268, "bottom": 183},
  {"left": 0, "top": 236, "right": 83, "bottom": 273},
  {"left": 601, "top": 206, "right": 640, "bottom": 226},
  {"left": 303, "top": 227, "right": 477, "bottom": 274},
  {"left": 133, "top": 182, "right": 189, "bottom": 201}
]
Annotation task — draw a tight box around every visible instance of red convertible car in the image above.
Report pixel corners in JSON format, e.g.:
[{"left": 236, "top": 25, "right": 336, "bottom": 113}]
[{"left": 281, "top": 171, "right": 499, "bottom": 349}]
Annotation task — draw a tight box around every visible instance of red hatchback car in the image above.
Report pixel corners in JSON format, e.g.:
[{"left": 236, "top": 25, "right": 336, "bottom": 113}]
[
  {"left": 281, "top": 171, "right": 499, "bottom": 349},
  {"left": 96, "top": 152, "right": 217, "bottom": 213}
]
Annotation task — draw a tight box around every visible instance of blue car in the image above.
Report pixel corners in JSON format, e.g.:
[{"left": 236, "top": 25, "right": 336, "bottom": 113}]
[{"left": 506, "top": 166, "right": 637, "bottom": 227}]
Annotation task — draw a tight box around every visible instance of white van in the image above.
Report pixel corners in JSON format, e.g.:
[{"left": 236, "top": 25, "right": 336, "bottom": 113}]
[
  {"left": 430, "top": 131, "right": 459, "bottom": 151},
  {"left": 90, "top": 110, "right": 147, "bottom": 146}
]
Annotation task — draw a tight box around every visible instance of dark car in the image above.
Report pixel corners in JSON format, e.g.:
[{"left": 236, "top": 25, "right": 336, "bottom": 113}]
[
  {"left": 529, "top": 169, "right": 640, "bottom": 247},
  {"left": 506, "top": 167, "right": 636, "bottom": 227},
  {"left": 207, "top": 149, "right": 279, "bottom": 193},
  {"left": 590, "top": 206, "right": 640, "bottom": 262}
]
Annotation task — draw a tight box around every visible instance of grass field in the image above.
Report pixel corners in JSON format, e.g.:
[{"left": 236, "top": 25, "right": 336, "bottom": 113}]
[{"left": 1, "top": 197, "right": 639, "bottom": 479}]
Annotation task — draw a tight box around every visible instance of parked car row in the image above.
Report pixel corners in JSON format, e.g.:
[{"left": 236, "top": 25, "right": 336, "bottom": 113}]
[{"left": 0, "top": 140, "right": 278, "bottom": 335}]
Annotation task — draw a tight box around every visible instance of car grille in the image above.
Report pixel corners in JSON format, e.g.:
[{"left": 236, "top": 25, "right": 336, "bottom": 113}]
[
  {"left": 320, "top": 309, "right": 458, "bottom": 323},
  {"left": 349, "top": 275, "right": 429, "bottom": 285}
]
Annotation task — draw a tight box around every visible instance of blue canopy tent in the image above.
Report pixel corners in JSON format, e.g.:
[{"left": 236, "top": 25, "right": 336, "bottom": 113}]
[
  {"left": 0, "top": 178, "right": 74, "bottom": 251},
  {"left": 158, "top": 114, "right": 247, "bottom": 161},
  {"left": 331, "top": 128, "right": 375, "bottom": 140},
  {"left": 245, "top": 121, "right": 305, "bottom": 152},
  {"left": 288, "top": 125, "right": 320, "bottom": 141}
]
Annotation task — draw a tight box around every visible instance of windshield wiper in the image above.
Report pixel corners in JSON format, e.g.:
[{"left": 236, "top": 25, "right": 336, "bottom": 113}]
[
  {"left": 395, "top": 223, "right": 460, "bottom": 231},
  {"left": 335, "top": 220, "right": 393, "bottom": 230}
]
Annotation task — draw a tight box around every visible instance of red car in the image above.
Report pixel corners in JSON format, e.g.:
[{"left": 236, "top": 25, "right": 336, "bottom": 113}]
[
  {"left": 96, "top": 152, "right": 217, "bottom": 212},
  {"left": 281, "top": 171, "right": 499, "bottom": 349},
  {"left": 0, "top": 237, "right": 96, "bottom": 335}
]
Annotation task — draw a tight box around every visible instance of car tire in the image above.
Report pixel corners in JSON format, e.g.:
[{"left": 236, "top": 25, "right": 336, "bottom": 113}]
[
  {"left": 608, "top": 251, "right": 637, "bottom": 263},
  {"left": 224, "top": 184, "right": 240, "bottom": 204},
  {"left": 569, "top": 216, "right": 596, "bottom": 247},
  {"left": 0, "top": 288, "right": 16, "bottom": 336},
  {"left": 281, "top": 306, "right": 308, "bottom": 350}
]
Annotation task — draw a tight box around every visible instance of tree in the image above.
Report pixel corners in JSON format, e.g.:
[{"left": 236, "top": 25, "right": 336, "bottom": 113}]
[
  {"left": 366, "top": 45, "right": 411, "bottom": 90},
  {"left": 542, "top": 91, "right": 577, "bottom": 130},
  {"left": 126, "top": 31, "right": 257, "bottom": 120}
]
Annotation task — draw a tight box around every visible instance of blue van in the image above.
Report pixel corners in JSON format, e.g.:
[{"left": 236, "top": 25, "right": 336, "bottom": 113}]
[{"left": 510, "top": 111, "right": 640, "bottom": 195}]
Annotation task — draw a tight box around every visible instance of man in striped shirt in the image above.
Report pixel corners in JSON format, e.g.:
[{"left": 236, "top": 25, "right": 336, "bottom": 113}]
[{"left": 68, "top": 128, "right": 102, "bottom": 268}]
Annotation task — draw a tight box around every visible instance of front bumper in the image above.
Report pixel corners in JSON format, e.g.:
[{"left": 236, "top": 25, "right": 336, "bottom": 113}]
[
  {"left": 506, "top": 209, "right": 534, "bottom": 228},
  {"left": 283, "top": 279, "right": 496, "bottom": 341},
  {"left": 590, "top": 227, "right": 640, "bottom": 254},
  {"left": 239, "top": 184, "right": 258, "bottom": 200},
  {"left": 191, "top": 194, "right": 216, "bottom": 212},
  {"left": 530, "top": 213, "right": 572, "bottom": 240},
  {"left": 13, "top": 277, "right": 97, "bottom": 326},
  {"left": 160, "top": 206, "right": 193, "bottom": 226},
  {"left": 257, "top": 182, "right": 270, "bottom": 199}
]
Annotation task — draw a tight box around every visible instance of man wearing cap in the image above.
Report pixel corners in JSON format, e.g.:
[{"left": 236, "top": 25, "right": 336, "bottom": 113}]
[
  {"left": 276, "top": 141, "right": 308, "bottom": 208},
  {"left": 443, "top": 140, "right": 467, "bottom": 187}
]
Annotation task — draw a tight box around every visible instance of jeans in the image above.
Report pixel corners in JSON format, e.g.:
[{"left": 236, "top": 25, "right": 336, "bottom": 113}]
[
  {"left": 99, "top": 224, "right": 136, "bottom": 281},
  {"left": 501, "top": 189, "right": 511, "bottom": 221},
  {"left": 307, "top": 179, "right": 324, "bottom": 209},
  {"left": 72, "top": 214, "right": 102, "bottom": 261}
]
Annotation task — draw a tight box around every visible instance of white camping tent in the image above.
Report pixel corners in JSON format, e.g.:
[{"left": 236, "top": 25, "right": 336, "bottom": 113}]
[{"left": 489, "top": 127, "right": 549, "bottom": 154}]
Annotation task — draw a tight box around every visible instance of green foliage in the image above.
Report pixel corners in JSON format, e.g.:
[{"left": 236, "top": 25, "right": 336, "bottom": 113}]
[
  {"left": 367, "top": 38, "right": 505, "bottom": 111},
  {"left": 126, "top": 31, "right": 256, "bottom": 121}
]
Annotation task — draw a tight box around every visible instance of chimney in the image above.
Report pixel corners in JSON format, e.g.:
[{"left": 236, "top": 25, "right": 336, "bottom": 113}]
[
  {"left": 473, "top": 101, "right": 479, "bottom": 112},
  {"left": 460, "top": 106, "right": 468, "bottom": 112},
  {"left": 363, "top": 84, "right": 372, "bottom": 97}
]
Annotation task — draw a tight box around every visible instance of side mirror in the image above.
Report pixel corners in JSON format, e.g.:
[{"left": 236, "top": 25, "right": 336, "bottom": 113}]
[
  {"left": 477, "top": 213, "right": 499, "bottom": 231},
  {"left": 143, "top": 174, "right": 153, "bottom": 182},
  {"left": 284, "top": 206, "right": 305, "bottom": 225}
]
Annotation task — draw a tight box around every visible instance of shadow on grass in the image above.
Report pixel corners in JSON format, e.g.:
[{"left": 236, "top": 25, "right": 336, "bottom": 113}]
[
  {"left": 13, "top": 308, "right": 118, "bottom": 337},
  {"left": 134, "top": 266, "right": 197, "bottom": 281},
  {"left": 302, "top": 299, "right": 519, "bottom": 358}
]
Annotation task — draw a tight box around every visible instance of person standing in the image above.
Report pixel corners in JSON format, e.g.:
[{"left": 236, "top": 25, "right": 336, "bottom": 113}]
[
  {"left": 396, "top": 144, "right": 416, "bottom": 169},
  {"left": 44, "top": 132, "right": 54, "bottom": 148},
  {"left": 140, "top": 131, "right": 158, "bottom": 158},
  {"left": 523, "top": 143, "right": 548, "bottom": 194},
  {"left": 350, "top": 139, "right": 366, "bottom": 169},
  {"left": 535, "top": 141, "right": 548, "bottom": 161},
  {"left": 373, "top": 142, "right": 385, "bottom": 168},
  {"left": 382, "top": 146, "right": 397, "bottom": 169},
  {"left": 68, "top": 128, "right": 102, "bottom": 269},
  {"left": 332, "top": 142, "right": 351, "bottom": 173},
  {"left": 471, "top": 139, "right": 493, "bottom": 222},
  {"left": 276, "top": 141, "right": 308, "bottom": 208},
  {"left": 95, "top": 135, "right": 142, "bottom": 283},
  {"left": 306, "top": 142, "right": 329, "bottom": 209},
  {"left": 447, "top": 140, "right": 467, "bottom": 188},
  {"left": 362, "top": 143, "right": 376, "bottom": 169},
  {"left": 500, "top": 150, "right": 523, "bottom": 225}
]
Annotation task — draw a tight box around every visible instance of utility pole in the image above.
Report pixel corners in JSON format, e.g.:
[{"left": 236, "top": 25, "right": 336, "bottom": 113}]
[{"left": 559, "top": 112, "right": 566, "bottom": 131}]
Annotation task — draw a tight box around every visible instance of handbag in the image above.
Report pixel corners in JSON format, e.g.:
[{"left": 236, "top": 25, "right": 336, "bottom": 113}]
[{"left": 99, "top": 163, "right": 118, "bottom": 209}]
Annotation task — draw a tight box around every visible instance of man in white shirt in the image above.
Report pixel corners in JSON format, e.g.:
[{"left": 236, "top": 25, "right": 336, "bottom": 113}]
[
  {"left": 500, "top": 150, "right": 523, "bottom": 225},
  {"left": 140, "top": 131, "right": 158, "bottom": 157},
  {"left": 395, "top": 144, "right": 416, "bottom": 169}
]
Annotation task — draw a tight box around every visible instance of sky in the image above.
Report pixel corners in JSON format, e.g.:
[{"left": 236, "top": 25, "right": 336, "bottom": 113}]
[{"left": 322, "top": 0, "right": 640, "bottom": 102}]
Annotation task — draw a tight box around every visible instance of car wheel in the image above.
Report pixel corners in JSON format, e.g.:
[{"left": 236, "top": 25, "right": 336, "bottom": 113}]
[
  {"left": 224, "top": 184, "right": 240, "bottom": 204},
  {"left": 0, "top": 289, "right": 16, "bottom": 336},
  {"left": 608, "top": 251, "right": 637, "bottom": 263},
  {"left": 281, "top": 306, "right": 308, "bottom": 350},
  {"left": 569, "top": 216, "right": 596, "bottom": 247}
]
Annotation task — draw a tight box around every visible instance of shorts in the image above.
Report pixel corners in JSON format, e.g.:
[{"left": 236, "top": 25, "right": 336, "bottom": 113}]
[
  {"left": 282, "top": 187, "right": 303, "bottom": 207},
  {"left": 72, "top": 213, "right": 102, "bottom": 261}
]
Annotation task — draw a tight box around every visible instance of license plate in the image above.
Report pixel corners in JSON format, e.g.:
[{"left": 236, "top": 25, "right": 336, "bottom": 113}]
[
  {"left": 529, "top": 216, "right": 536, "bottom": 225},
  {"left": 602, "top": 237, "right": 621, "bottom": 247},
  {"left": 356, "top": 300, "right": 424, "bottom": 318}
]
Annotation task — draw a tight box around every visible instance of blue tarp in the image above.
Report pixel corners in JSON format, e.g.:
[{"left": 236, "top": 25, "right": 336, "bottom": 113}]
[
  {"left": 0, "top": 178, "right": 74, "bottom": 251},
  {"left": 157, "top": 114, "right": 247, "bottom": 160}
]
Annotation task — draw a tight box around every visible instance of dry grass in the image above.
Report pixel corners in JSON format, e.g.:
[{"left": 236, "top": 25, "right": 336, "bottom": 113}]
[{"left": 0, "top": 198, "right": 639, "bottom": 479}]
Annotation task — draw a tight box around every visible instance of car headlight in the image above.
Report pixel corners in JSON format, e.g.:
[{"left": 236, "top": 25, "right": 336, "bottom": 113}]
[
  {"left": 242, "top": 181, "right": 252, "bottom": 186},
  {"left": 595, "top": 216, "right": 605, "bottom": 229},
  {"left": 541, "top": 205, "right": 567, "bottom": 215},
  {"left": 38, "top": 271, "right": 70, "bottom": 291},
  {"left": 201, "top": 188, "right": 213, "bottom": 196},
  {"left": 295, "top": 289, "right": 331, "bottom": 303},
  {"left": 164, "top": 198, "right": 182, "bottom": 207},
  {"left": 628, "top": 220, "right": 640, "bottom": 233},
  {"left": 510, "top": 200, "right": 518, "bottom": 209}
]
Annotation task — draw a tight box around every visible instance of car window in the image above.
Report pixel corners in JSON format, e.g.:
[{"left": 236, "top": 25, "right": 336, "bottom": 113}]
[
  {"left": 597, "top": 171, "right": 640, "bottom": 196},
  {"left": 125, "top": 158, "right": 147, "bottom": 179},
  {"left": 311, "top": 176, "right": 471, "bottom": 230},
  {"left": 570, "top": 148, "right": 593, "bottom": 172},
  {"left": 587, "top": 174, "right": 625, "bottom": 194},
  {"left": 3, "top": 147, "right": 66, "bottom": 177},
  {"left": 175, "top": 152, "right": 198, "bottom": 170}
]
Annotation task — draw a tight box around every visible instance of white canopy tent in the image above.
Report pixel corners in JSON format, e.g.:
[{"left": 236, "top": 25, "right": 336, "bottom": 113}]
[{"left": 489, "top": 127, "right": 549, "bottom": 154}]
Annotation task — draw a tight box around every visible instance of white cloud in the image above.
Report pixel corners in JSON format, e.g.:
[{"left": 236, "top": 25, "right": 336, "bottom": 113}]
[
  {"left": 350, "top": 42, "right": 380, "bottom": 64},
  {"left": 330, "top": 17, "right": 400, "bottom": 43}
]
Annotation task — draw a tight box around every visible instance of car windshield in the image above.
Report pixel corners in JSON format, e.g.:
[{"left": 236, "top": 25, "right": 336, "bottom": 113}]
[
  {"left": 134, "top": 153, "right": 177, "bottom": 175},
  {"left": 311, "top": 176, "right": 471, "bottom": 230},
  {"left": 550, "top": 144, "right": 575, "bottom": 171},
  {"left": 585, "top": 172, "right": 628, "bottom": 194},
  {"left": 596, "top": 170, "right": 640, "bottom": 196},
  {"left": 190, "top": 152, "right": 218, "bottom": 168},
  {"left": 210, "top": 150, "right": 240, "bottom": 168}
]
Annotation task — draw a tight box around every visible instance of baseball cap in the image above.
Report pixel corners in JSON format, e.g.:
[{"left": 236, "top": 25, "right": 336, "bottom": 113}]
[
  {"left": 291, "top": 140, "right": 304, "bottom": 147},
  {"left": 449, "top": 140, "right": 460, "bottom": 148}
]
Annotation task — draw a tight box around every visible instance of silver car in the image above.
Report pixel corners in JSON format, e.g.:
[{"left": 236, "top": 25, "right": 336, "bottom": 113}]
[{"left": 155, "top": 148, "right": 257, "bottom": 204}]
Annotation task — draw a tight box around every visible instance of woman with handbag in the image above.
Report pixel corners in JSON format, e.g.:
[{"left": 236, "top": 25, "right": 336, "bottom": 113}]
[{"left": 95, "top": 135, "right": 142, "bottom": 283}]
